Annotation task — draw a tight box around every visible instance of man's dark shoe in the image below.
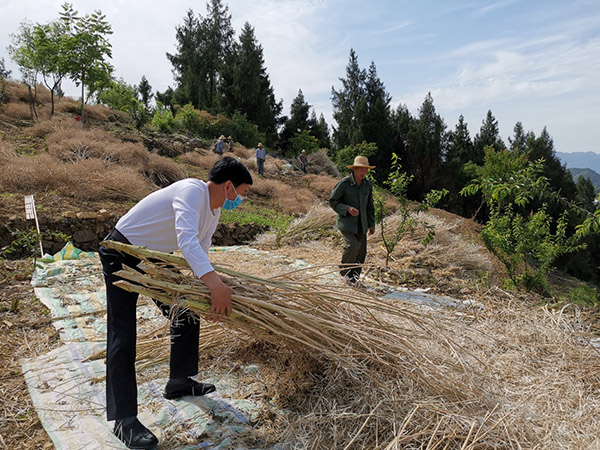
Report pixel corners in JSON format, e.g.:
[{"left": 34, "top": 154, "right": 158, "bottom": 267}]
[
  {"left": 164, "top": 378, "right": 216, "bottom": 400},
  {"left": 113, "top": 418, "right": 158, "bottom": 449}
]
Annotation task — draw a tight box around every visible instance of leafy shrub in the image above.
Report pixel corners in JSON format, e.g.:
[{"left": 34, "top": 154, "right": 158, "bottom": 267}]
[
  {"left": 0, "top": 228, "right": 70, "bottom": 259},
  {"left": 173, "top": 103, "right": 207, "bottom": 135},
  {"left": 288, "top": 130, "right": 319, "bottom": 158},
  {"left": 151, "top": 102, "right": 178, "bottom": 133},
  {"left": 335, "top": 141, "right": 378, "bottom": 173}
]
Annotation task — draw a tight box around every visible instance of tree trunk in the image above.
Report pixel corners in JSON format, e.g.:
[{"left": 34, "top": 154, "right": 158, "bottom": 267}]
[{"left": 80, "top": 73, "right": 85, "bottom": 123}]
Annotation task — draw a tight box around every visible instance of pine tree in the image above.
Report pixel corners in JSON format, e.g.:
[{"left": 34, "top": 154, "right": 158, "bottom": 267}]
[
  {"left": 279, "top": 89, "right": 311, "bottom": 153},
  {"left": 0, "top": 57, "right": 10, "bottom": 79},
  {"left": 225, "top": 22, "right": 281, "bottom": 145},
  {"left": 331, "top": 48, "right": 366, "bottom": 151},
  {"left": 310, "top": 112, "right": 331, "bottom": 149},
  {"left": 575, "top": 175, "right": 596, "bottom": 213},
  {"left": 526, "top": 127, "right": 577, "bottom": 203},
  {"left": 508, "top": 121, "right": 531, "bottom": 153},
  {"left": 167, "top": 1, "right": 234, "bottom": 111},
  {"left": 442, "top": 115, "right": 478, "bottom": 215},
  {"left": 405, "top": 93, "right": 447, "bottom": 199},
  {"left": 137, "top": 75, "right": 153, "bottom": 108},
  {"left": 166, "top": 10, "right": 201, "bottom": 107},
  {"left": 473, "top": 110, "right": 505, "bottom": 162},
  {"left": 361, "top": 61, "right": 393, "bottom": 180}
]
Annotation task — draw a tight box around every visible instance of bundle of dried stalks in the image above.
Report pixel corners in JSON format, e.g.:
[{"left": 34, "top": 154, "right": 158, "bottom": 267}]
[
  {"left": 97, "top": 239, "right": 599, "bottom": 448},
  {"left": 254, "top": 202, "right": 337, "bottom": 246}
]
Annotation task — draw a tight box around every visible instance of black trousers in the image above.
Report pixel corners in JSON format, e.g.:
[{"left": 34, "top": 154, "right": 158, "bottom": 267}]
[
  {"left": 99, "top": 230, "right": 200, "bottom": 421},
  {"left": 340, "top": 231, "right": 367, "bottom": 282}
]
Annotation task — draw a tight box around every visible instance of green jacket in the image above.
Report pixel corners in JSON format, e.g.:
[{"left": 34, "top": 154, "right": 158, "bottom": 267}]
[{"left": 329, "top": 174, "right": 375, "bottom": 234}]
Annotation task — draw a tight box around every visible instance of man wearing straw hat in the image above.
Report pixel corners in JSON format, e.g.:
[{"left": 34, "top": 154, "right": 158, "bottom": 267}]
[
  {"left": 99, "top": 157, "right": 252, "bottom": 449},
  {"left": 214, "top": 134, "right": 226, "bottom": 158},
  {"left": 255, "top": 142, "right": 266, "bottom": 176},
  {"left": 329, "top": 155, "right": 376, "bottom": 286}
]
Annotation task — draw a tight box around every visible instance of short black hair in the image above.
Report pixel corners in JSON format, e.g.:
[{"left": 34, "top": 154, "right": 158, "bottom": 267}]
[{"left": 208, "top": 156, "right": 253, "bottom": 187}]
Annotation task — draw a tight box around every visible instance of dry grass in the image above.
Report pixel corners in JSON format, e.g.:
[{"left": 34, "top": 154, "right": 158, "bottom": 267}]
[
  {"left": 25, "top": 115, "right": 79, "bottom": 138},
  {"left": 0, "top": 102, "right": 33, "bottom": 120},
  {"left": 0, "top": 153, "right": 154, "bottom": 201},
  {"left": 3, "top": 81, "right": 32, "bottom": 103},
  {"left": 0, "top": 123, "right": 188, "bottom": 202},
  {"left": 98, "top": 240, "right": 600, "bottom": 449},
  {"left": 306, "top": 148, "right": 340, "bottom": 177},
  {"left": 301, "top": 173, "right": 337, "bottom": 198},
  {"left": 177, "top": 151, "right": 221, "bottom": 171}
]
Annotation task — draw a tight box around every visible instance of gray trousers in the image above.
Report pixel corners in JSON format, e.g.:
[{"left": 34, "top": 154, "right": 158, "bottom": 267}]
[
  {"left": 340, "top": 231, "right": 367, "bottom": 281},
  {"left": 257, "top": 158, "right": 265, "bottom": 175}
]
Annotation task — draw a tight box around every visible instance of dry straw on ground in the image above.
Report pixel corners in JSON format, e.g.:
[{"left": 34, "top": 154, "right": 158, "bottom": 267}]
[{"left": 98, "top": 239, "right": 600, "bottom": 449}]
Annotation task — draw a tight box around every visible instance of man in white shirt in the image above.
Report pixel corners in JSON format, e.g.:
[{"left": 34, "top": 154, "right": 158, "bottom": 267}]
[{"left": 99, "top": 157, "right": 252, "bottom": 449}]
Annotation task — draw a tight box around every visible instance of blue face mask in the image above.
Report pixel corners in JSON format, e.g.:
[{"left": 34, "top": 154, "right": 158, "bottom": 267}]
[{"left": 223, "top": 183, "right": 243, "bottom": 210}]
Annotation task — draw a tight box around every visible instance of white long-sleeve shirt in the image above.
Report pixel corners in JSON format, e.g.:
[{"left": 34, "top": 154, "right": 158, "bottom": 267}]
[{"left": 115, "top": 178, "right": 220, "bottom": 279}]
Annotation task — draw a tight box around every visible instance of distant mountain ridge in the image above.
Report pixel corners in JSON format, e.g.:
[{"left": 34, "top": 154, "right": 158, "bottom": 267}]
[
  {"left": 556, "top": 151, "right": 600, "bottom": 174},
  {"left": 568, "top": 168, "right": 600, "bottom": 192}
]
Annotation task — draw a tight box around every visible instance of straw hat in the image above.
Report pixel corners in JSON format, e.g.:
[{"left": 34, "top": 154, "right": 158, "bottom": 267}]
[
  {"left": 258, "top": 142, "right": 263, "bottom": 147},
  {"left": 347, "top": 155, "right": 375, "bottom": 169},
  {"left": 227, "top": 136, "right": 233, "bottom": 139},
  {"left": 219, "top": 135, "right": 225, "bottom": 140}
]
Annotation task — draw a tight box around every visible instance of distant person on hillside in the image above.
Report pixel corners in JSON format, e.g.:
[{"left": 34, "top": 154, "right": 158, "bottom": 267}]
[
  {"left": 329, "top": 155, "right": 375, "bottom": 286},
  {"left": 99, "top": 157, "right": 252, "bottom": 450},
  {"left": 227, "top": 136, "right": 234, "bottom": 152},
  {"left": 255, "top": 142, "right": 266, "bottom": 176},
  {"left": 298, "top": 149, "right": 308, "bottom": 173},
  {"left": 214, "top": 135, "right": 226, "bottom": 158}
]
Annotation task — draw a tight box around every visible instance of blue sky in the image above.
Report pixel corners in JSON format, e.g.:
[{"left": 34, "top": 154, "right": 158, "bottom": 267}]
[{"left": 1, "top": 0, "right": 599, "bottom": 153}]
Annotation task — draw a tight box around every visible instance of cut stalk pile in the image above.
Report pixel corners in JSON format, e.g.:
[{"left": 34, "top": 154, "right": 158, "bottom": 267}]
[
  {"left": 101, "top": 240, "right": 485, "bottom": 396},
  {"left": 99, "top": 240, "right": 600, "bottom": 448},
  {"left": 101, "top": 240, "right": 468, "bottom": 385}
]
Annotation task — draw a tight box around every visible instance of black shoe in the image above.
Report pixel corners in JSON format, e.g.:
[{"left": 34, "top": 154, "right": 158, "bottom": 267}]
[
  {"left": 164, "top": 378, "right": 216, "bottom": 400},
  {"left": 113, "top": 418, "right": 158, "bottom": 449}
]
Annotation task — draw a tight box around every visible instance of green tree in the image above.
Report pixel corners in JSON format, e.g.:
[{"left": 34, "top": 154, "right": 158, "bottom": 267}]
[
  {"left": 473, "top": 110, "right": 505, "bottom": 159},
  {"left": 137, "top": 75, "right": 153, "bottom": 108},
  {"left": 575, "top": 175, "right": 596, "bottom": 213},
  {"left": 525, "top": 127, "right": 577, "bottom": 204},
  {"left": 223, "top": 22, "right": 281, "bottom": 145},
  {"left": 167, "top": 10, "right": 202, "bottom": 108},
  {"left": 167, "top": 1, "right": 234, "bottom": 111},
  {"left": 361, "top": 61, "right": 393, "bottom": 181},
  {"left": 0, "top": 57, "right": 9, "bottom": 105},
  {"left": 60, "top": 2, "right": 113, "bottom": 121},
  {"left": 373, "top": 153, "right": 447, "bottom": 266},
  {"left": 8, "top": 20, "right": 41, "bottom": 119},
  {"left": 508, "top": 121, "right": 531, "bottom": 153},
  {"left": 288, "top": 130, "right": 319, "bottom": 159},
  {"left": 97, "top": 78, "right": 148, "bottom": 127},
  {"left": 405, "top": 92, "right": 447, "bottom": 199},
  {"left": 279, "top": 89, "right": 311, "bottom": 153},
  {"left": 0, "top": 57, "right": 10, "bottom": 78},
  {"left": 310, "top": 112, "right": 331, "bottom": 149},
  {"left": 461, "top": 148, "right": 582, "bottom": 292},
  {"left": 331, "top": 48, "right": 366, "bottom": 151},
  {"left": 441, "top": 115, "right": 477, "bottom": 216},
  {"left": 31, "top": 19, "right": 72, "bottom": 116},
  {"left": 335, "top": 141, "right": 378, "bottom": 173}
]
